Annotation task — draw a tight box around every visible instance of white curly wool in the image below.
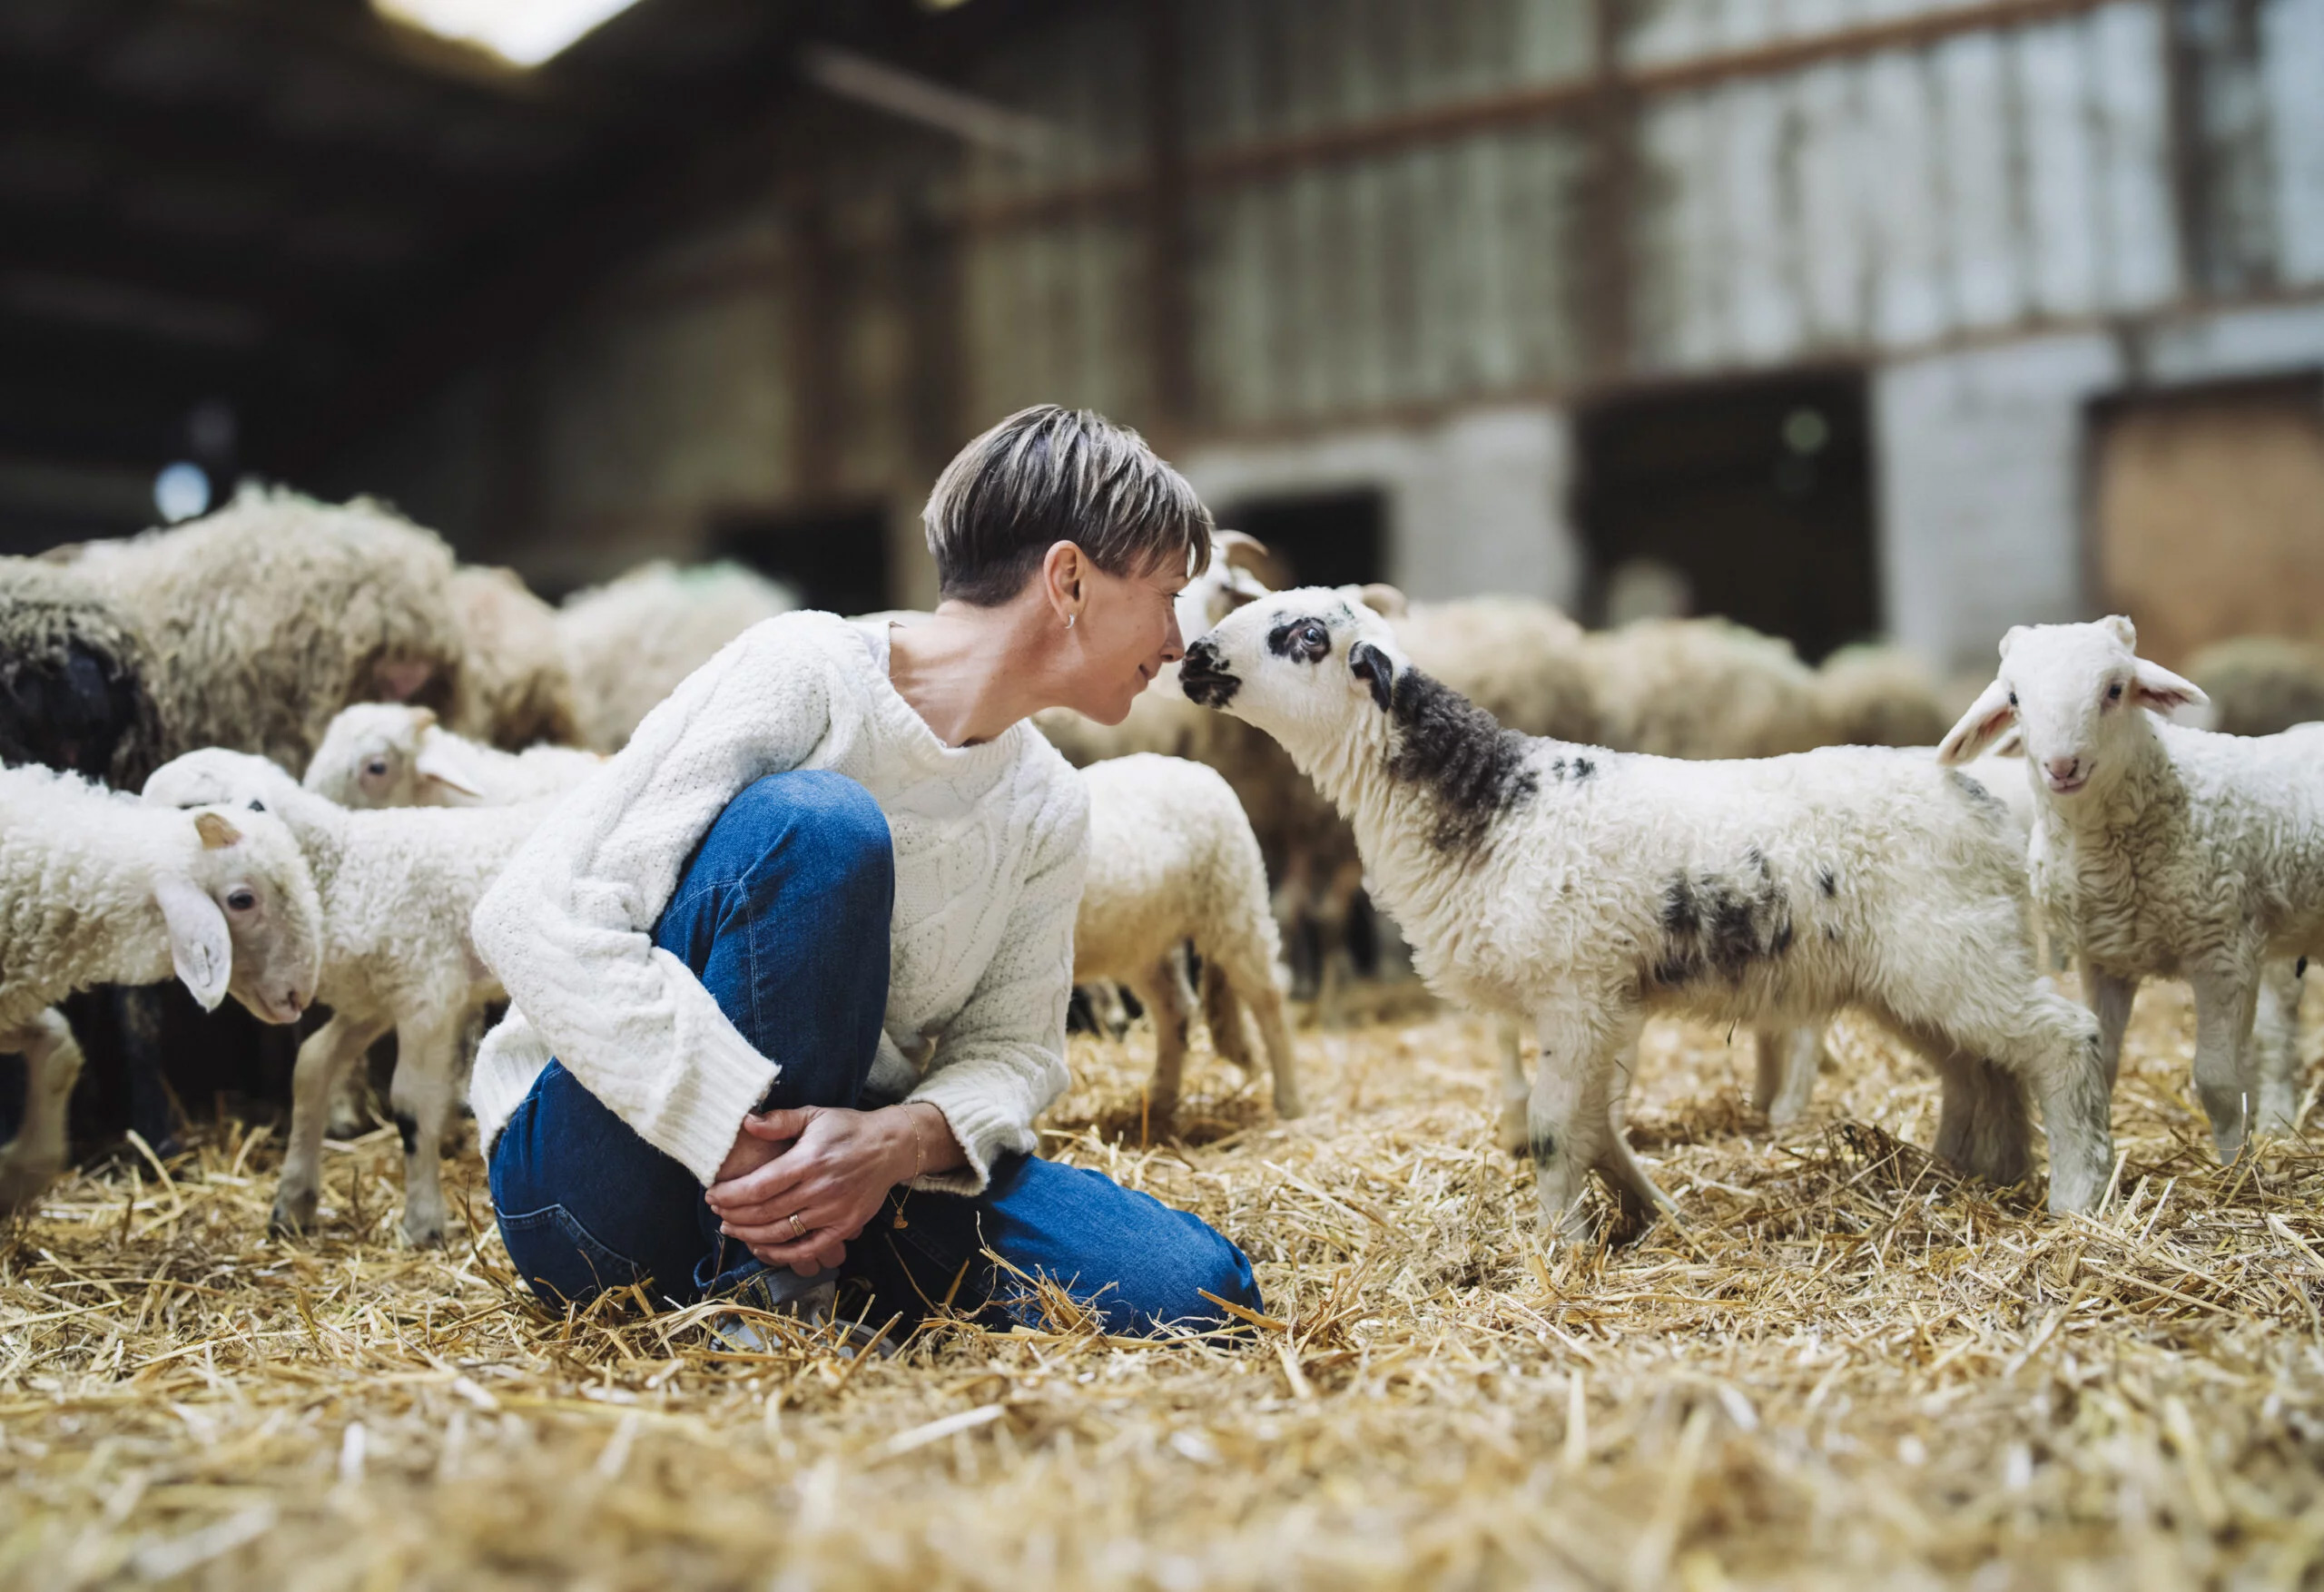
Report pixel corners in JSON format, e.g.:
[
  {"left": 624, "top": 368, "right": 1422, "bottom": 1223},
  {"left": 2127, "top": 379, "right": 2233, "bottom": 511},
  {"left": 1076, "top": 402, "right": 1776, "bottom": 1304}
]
[
  {"left": 1941, "top": 617, "right": 2324, "bottom": 1156},
  {"left": 1076, "top": 754, "right": 1301, "bottom": 1123},
  {"left": 468, "top": 613, "right": 1087, "bottom": 1194},
  {"left": 0, "top": 765, "right": 322, "bottom": 1211},
  {"left": 146, "top": 749, "right": 544, "bottom": 1247},
  {"left": 1183, "top": 590, "right": 2114, "bottom": 1238}
]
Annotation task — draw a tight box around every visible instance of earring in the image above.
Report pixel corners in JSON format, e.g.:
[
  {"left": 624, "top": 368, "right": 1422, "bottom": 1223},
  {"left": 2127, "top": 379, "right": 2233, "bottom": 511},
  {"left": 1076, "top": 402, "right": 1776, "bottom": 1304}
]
[{"left": 1067, "top": 614, "right": 1077, "bottom": 630}]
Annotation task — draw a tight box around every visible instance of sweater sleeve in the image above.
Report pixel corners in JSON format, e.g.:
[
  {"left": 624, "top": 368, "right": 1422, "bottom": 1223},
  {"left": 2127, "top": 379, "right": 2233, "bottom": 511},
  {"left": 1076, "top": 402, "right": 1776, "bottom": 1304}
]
[
  {"left": 469, "top": 619, "right": 838, "bottom": 1185},
  {"left": 904, "top": 762, "right": 1088, "bottom": 1195}
]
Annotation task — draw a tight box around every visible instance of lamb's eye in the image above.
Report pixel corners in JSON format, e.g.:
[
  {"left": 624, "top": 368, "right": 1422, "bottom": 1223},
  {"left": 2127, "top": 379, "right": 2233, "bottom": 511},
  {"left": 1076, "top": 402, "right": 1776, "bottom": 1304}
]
[
  {"left": 2106, "top": 683, "right": 2123, "bottom": 703},
  {"left": 365, "top": 759, "right": 389, "bottom": 778},
  {"left": 2007, "top": 692, "right": 2017, "bottom": 707},
  {"left": 227, "top": 889, "right": 257, "bottom": 912},
  {"left": 246, "top": 799, "right": 265, "bottom": 812},
  {"left": 1298, "top": 623, "right": 1329, "bottom": 659}
]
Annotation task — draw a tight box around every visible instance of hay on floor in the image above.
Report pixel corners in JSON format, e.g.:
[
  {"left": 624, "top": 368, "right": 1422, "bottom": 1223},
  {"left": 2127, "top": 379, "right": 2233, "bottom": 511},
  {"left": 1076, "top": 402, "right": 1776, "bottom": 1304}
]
[{"left": 3, "top": 978, "right": 2322, "bottom": 1589}]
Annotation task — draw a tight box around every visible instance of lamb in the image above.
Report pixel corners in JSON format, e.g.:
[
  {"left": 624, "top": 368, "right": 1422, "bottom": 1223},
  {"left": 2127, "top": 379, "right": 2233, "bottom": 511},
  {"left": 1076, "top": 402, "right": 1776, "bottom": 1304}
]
[
  {"left": 1813, "top": 644, "right": 1955, "bottom": 750},
  {"left": 1580, "top": 616, "right": 1829, "bottom": 761},
  {"left": 2185, "top": 634, "right": 2324, "bottom": 738},
  {"left": 0, "top": 557, "right": 164, "bottom": 791},
  {"left": 0, "top": 766, "right": 322, "bottom": 1210},
  {"left": 1075, "top": 755, "right": 1302, "bottom": 1125},
  {"left": 1939, "top": 617, "right": 2324, "bottom": 1155},
  {"left": 144, "top": 750, "right": 550, "bottom": 1246},
  {"left": 1182, "top": 590, "right": 2114, "bottom": 1237},
  {"left": 446, "top": 566, "right": 581, "bottom": 752},
  {"left": 557, "top": 560, "right": 798, "bottom": 752},
  {"left": 306, "top": 704, "right": 603, "bottom": 810},
  {"left": 54, "top": 486, "right": 468, "bottom": 772}
]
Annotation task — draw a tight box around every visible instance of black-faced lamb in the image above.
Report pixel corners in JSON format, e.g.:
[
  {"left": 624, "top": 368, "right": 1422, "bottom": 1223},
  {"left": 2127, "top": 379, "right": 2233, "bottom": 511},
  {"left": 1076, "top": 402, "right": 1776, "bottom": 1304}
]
[
  {"left": 0, "top": 767, "right": 322, "bottom": 1209},
  {"left": 145, "top": 749, "right": 550, "bottom": 1246},
  {"left": 1182, "top": 590, "right": 2114, "bottom": 1237},
  {"left": 1940, "top": 617, "right": 2324, "bottom": 1156},
  {"left": 1076, "top": 754, "right": 1302, "bottom": 1125}
]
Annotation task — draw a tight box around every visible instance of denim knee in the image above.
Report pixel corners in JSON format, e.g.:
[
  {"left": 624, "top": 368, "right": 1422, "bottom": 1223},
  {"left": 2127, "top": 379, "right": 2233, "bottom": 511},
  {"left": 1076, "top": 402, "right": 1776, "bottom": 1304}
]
[
  {"left": 689, "top": 770, "right": 891, "bottom": 894},
  {"left": 1102, "top": 1223, "right": 1264, "bottom": 1336}
]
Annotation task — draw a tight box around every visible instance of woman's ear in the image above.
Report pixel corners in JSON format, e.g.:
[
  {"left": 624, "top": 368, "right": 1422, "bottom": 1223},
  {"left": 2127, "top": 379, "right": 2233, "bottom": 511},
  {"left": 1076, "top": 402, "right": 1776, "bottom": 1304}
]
[{"left": 1040, "top": 541, "right": 1087, "bottom": 624}]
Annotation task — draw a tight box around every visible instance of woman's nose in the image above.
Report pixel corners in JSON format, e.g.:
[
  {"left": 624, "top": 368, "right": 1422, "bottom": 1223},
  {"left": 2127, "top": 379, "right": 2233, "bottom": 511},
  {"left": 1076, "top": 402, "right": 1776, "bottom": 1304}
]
[{"left": 1161, "top": 613, "right": 1186, "bottom": 663}]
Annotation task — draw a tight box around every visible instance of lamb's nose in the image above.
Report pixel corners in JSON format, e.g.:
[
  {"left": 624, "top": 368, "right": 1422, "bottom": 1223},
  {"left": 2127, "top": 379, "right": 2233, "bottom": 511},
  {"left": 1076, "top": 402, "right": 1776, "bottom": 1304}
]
[{"left": 2046, "top": 756, "right": 2080, "bottom": 783}]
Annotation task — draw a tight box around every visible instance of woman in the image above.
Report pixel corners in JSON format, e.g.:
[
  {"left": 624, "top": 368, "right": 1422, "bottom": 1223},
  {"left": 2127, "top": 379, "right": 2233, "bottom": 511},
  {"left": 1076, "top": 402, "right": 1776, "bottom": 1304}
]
[{"left": 468, "top": 406, "right": 1263, "bottom": 1338}]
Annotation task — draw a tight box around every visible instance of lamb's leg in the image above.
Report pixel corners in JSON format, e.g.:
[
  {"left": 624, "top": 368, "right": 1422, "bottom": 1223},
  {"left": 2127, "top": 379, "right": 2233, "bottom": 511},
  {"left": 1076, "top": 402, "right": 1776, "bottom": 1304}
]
[
  {"left": 1201, "top": 957, "right": 1257, "bottom": 1073},
  {"left": 1137, "top": 961, "right": 1194, "bottom": 1133},
  {"left": 389, "top": 1014, "right": 458, "bottom": 1248},
  {"left": 2190, "top": 966, "right": 2261, "bottom": 1164},
  {"left": 2084, "top": 966, "right": 2139, "bottom": 1089},
  {"left": 1495, "top": 1017, "right": 1531, "bottom": 1153},
  {"left": 1929, "top": 1049, "right": 2033, "bottom": 1189},
  {"left": 327, "top": 1034, "right": 386, "bottom": 1140},
  {"left": 1529, "top": 998, "right": 1659, "bottom": 1242},
  {"left": 0, "top": 1010, "right": 84, "bottom": 1213},
  {"left": 1994, "top": 991, "right": 2113, "bottom": 1214},
  {"left": 1228, "top": 956, "right": 1304, "bottom": 1119},
  {"left": 272, "top": 1013, "right": 390, "bottom": 1236},
  {"left": 1752, "top": 1027, "right": 1821, "bottom": 1126},
  {"left": 2252, "top": 958, "right": 2306, "bottom": 1135}
]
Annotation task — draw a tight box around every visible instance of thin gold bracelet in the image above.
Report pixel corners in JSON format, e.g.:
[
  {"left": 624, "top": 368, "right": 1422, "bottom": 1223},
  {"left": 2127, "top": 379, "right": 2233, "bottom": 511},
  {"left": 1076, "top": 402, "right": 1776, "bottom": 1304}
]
[{"left": 907, "top": 1104, "right": 928, "bottom": 1183}]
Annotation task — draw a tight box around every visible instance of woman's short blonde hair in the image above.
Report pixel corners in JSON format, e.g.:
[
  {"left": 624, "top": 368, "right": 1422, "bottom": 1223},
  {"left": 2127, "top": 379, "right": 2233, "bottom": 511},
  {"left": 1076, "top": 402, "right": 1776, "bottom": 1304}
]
[{"left": 922, "top": 405, "right": 1213, "bottom": 606}]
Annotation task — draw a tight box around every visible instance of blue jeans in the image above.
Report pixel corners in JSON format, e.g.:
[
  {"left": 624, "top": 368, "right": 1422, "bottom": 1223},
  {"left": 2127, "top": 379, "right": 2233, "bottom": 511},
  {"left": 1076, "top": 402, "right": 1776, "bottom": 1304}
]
[{"left": 488, "top": 770, "right": 1262, "bottom": 1337}]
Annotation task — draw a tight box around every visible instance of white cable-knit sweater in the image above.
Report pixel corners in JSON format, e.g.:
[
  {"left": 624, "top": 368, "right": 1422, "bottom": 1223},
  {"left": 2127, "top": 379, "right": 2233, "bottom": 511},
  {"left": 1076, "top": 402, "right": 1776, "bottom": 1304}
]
[{"left": 468, "top": 612, "right": 1088, "bottom": 1194}]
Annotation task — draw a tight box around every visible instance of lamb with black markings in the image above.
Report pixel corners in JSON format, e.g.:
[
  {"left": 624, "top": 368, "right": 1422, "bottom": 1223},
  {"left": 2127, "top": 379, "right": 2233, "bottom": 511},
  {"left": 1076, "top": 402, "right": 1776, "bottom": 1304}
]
[{"left": 1181, "top": 590, "right": 2114, "bottom": 1238}]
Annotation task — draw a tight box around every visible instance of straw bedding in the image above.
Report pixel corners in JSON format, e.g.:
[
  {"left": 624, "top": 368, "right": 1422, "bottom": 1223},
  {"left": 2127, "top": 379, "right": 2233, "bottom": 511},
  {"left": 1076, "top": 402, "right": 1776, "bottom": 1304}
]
[{"left": 4, "top": 978, "right": 2321, "bottom": 1590}]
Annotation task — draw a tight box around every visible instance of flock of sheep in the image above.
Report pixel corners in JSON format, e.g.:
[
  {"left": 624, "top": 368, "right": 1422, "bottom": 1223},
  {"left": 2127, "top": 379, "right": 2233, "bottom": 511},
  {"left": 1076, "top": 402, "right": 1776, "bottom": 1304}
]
[{"left": 0, "top": 486, "right": 2319, "bottom": 1251}]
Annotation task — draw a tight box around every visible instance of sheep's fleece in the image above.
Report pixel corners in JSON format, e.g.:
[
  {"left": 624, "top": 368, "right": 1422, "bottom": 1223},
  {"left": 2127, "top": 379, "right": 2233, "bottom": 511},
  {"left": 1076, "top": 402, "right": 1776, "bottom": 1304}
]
[{"left": 1179, "top": 589, "right": 2112, "bottom": 1237}]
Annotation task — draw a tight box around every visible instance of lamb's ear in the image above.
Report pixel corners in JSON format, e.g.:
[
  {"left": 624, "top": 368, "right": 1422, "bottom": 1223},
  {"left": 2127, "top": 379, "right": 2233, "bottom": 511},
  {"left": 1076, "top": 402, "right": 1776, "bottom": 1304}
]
[
  {"left": 2102, "top": 614, "right": 2138, "bottom": 650},
  {"left": 1938, "top": 677, "right": 2015, "bottom": 764},
  {"left": 2131, "top": 656, "right": 2207, "bottom": 713},
  {"left": 1354, "top": 583, "right": 1408, "bottom": 619},
  {"left": 153, "top": 875, "right": 231, "bottom": 1011},
  {"left": 1997, "top": 624, "right": 2028, "bottom": 660},
  {"left": 1349, "top": 641, "right": 1395, "bottom": 712},
  {"left": 409, "top": 706, "right": 438, "bottom": 731},
  {"left": 414, "top": 734, "right": 487, "bottom": 798},
  {"left": 193, "top": 811, "right": 241, "bottom": 849},
  {"left": 1214, "top": 530, "right": 1281, "bottom": 587}
]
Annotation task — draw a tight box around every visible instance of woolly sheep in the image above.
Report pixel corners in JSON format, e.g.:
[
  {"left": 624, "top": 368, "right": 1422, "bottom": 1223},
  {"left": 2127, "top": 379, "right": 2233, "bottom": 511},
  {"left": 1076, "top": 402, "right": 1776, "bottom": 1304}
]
[
  {"left": 306, "top": 704, "right": 603, "bottom": 810},
  {"left": 2184, "top": 634, "right": 2324, "bottom": 738},
  {"left": 1581, "top": 616, "right": 1828, "bottom": 761},
  {"left": 446, "top": 566, "right": 581, "bottom": 752},
  {"left": 146, "top": 749, "right": 550, "bottom": 1246},
  {"left": 557, "top": 560, "right": 798, "bottom": 752},
  {"left": 1813, "top": 644, "right": 1954, "bottom": 750},
  {"left": 0, "top": 767, "right": 322, "bottom": 1210},
  {"left": 0, "top": 557, "right": 164, "bottom": 791},
  {"left": 1939, "top": 617, "right": 2324, "bottom": 1155},
  {"left": 56, "top": 486, "right": 467, "bottom": 772},
  {"left": 1076, "top": 755, "right": 1302, "bottom": 1125},
  {"left": 1183, "top": 591, "right": 2114, "bottom": 1237}
]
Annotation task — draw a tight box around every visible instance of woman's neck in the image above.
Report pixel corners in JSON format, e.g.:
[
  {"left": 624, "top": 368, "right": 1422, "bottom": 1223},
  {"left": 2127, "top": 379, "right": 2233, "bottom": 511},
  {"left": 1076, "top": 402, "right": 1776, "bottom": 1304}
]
[{"left": 883, "top": 597, "right": 1071, "bottom": 748}]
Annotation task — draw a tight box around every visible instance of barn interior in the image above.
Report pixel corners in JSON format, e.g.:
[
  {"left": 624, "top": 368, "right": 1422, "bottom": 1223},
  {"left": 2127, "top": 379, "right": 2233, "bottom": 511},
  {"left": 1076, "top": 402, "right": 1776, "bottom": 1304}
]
[{"left": 5, "top": 0, "right": 2324, "bottom": 1587}]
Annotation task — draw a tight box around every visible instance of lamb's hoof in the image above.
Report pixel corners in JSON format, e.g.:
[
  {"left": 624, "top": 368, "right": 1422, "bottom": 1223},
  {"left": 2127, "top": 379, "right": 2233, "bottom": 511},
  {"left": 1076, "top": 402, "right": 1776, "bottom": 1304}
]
[
  {"left": 1497, "top": 1109, "right": 1531, "bottom": 1156},
  {"left": 0, "top": 1148, "right": 63, "bottom": 1214},
  {"left": 269, "top": 1187, "right": 320, "bottom": 1237},
  {"left": 2259, "top": 1089, "right": 2302, "bottom": 1137},
  {"left": 1142, "top": 1096, "right": 1179, "bottom": 1140},
  {"left": 1273, "top": 1092, "right": 1306, "bottom": 1121},
  {"left": 400, "top": 1214, "right": 448, "bottom": 1249},
  {"left": 327, "top": 1106, "right": 373, "bottom": 1140}
]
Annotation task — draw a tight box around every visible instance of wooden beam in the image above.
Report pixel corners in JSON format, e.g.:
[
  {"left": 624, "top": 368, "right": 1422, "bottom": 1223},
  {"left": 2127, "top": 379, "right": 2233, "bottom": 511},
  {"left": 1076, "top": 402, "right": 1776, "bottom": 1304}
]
[{"left": 957, "top": 0, "right": 2133, "bottom": 232}]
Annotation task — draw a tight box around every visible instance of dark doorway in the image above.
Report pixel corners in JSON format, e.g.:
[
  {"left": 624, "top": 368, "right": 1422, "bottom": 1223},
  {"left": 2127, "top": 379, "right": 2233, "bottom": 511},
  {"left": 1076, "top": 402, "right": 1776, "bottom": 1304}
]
[
  {"left": 1218, "top": 488, "right": 1386, "bottom": 588},
  {"left": 1574, "top": 371, "right": 1877, "bottom": 662},
  {"left": 707, "top": 503, "right": 891, "bottom": 615}
]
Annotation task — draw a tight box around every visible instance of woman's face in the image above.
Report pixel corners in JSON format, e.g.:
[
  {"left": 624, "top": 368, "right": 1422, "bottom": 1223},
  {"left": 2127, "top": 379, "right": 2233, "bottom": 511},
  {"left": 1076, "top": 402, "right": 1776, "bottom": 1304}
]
[{"left": 1062, "top": 554, "right": 1189, "bottom": 725}]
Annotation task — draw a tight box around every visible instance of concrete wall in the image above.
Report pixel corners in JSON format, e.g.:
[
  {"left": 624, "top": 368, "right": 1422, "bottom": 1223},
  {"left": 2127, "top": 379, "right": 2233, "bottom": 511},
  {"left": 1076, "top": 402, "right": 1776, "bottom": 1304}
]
[
  {"left": 1179, "top": 404, "right": 1581, "bottom": 606},
  {"left": 1874, "top": 301, "right": 2324, "bottom": 673}
]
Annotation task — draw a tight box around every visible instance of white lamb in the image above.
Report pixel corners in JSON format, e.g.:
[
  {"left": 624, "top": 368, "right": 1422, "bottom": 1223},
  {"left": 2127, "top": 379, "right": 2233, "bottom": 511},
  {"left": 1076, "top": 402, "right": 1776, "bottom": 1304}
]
[
  {"left": 1075, "top": 755, "right": 1302, "bottom": 1125},
  {"left": 0, "top": 766, "right": 322, "bottom": 1209},
  {"left": 1182, "top": 591, "right": 2114, "bottom": 1236},
  {"left": 1939, "top": 617, "right": 2324, "bottom": 1156},
  {"left": 305, "top": 703, "right": 603, "bottom": 810},
  {"left": 145, "top": 750, "right": 550, "bottom": 1246}
]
